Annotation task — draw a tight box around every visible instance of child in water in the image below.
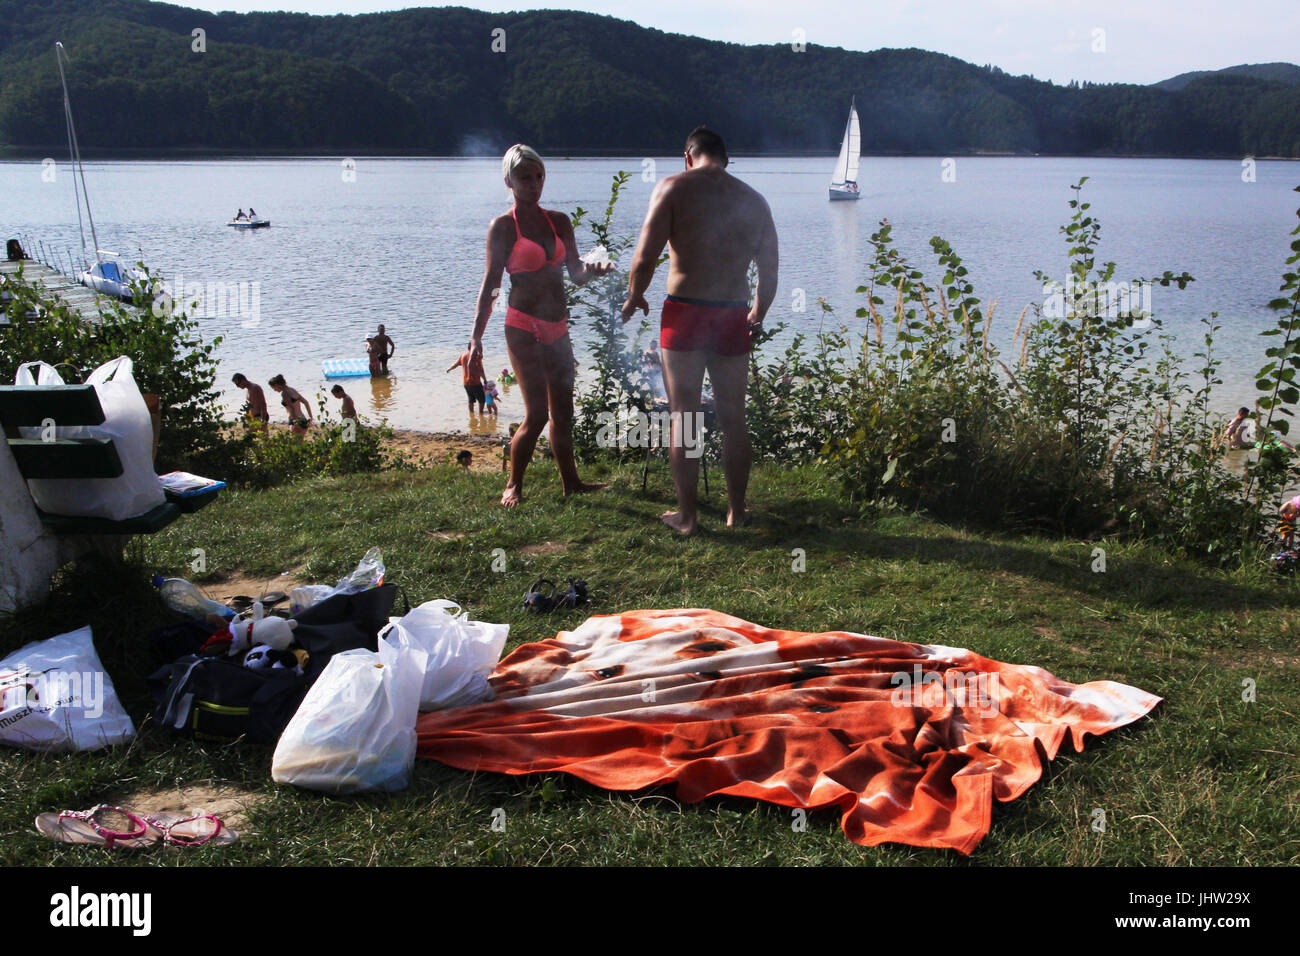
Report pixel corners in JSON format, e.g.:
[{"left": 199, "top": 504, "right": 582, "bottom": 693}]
[{"left": 483, "top": 379, "right": 500, "bottom": 417}]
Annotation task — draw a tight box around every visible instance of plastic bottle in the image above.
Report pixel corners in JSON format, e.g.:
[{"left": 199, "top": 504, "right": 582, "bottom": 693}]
[{"left": 152, "top": 576, "right": 234, "bottom": 619}]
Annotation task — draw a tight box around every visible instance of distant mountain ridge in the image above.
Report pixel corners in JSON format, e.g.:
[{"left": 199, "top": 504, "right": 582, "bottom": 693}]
[
  {"left": 1156, "top": 62, "right": 1300, "bottom": 91},
  {"left": 0, "top": 0, "right": 1297, "bottom": 157}
]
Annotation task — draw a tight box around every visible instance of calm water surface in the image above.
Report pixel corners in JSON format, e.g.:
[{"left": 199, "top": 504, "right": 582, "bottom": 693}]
[{"left": 3, "top": 155, "right": 1297, "bottom": 433}]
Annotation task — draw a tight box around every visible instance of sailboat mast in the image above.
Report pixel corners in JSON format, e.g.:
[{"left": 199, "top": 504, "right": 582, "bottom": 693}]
[{"left": 55, "top": 42, "right": 101, "bottom": 266}]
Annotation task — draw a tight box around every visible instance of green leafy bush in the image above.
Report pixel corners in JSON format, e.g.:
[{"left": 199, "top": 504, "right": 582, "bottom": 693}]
[{"left": 0, "top": 262, "right": 223, "bottom": 471}]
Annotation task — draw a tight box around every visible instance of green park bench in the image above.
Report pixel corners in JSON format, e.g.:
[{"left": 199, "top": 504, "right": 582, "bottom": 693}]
[{"left": 0, "top": 383, "right": 219, "bottom": 535}]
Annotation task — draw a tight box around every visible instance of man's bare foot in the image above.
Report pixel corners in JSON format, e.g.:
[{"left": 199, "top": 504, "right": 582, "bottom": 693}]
[
  {"left": 563, "top": 481, "right": 608, "bottom": 496},
  {"left": 726, "top": 508, "right": 752, "bottom": 527},
  {"left": 501, "top": 484, "right": 523, "bottom": 508},
  {"left": 661, "top": 510, "right": 698, "bottom": 535}
]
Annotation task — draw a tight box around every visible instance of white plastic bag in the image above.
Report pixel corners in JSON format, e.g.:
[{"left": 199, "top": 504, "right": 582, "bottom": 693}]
[
  {"left": 271, "top": 639, "right": 425, "bottom": 794},
  {"left": 16, "top": 358, "right": 165, "bottom": 520},
  {"left": 289, "top": 548, "right": 385, "bottom": 614},
  {"left": 380, "top": 600, "right": 508, "bottom": 711},
  {"left": 0, "top": 625, "right": 136, "bottom": 752}
]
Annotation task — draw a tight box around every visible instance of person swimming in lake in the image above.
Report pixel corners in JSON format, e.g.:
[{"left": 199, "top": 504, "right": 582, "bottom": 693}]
[
  {"left": 469, "top": 143, "right": 613, "bottom": 507},
  {"left": 268, "top": 374, "right": 312, "bottom": 437}
]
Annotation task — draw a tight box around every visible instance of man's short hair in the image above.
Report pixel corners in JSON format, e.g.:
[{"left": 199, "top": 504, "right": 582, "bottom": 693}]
[
  {"left": 1239, "top": 407, "right": 1251, "bottom": 416},
  {"left": 685, "top": 126, "right": 728, "bottom": 164},
  {"left": 232, "top": 373, "right": 246, "bottom": 385},
  {"left": 331, "top": 384, "right": 344, "bottom": 396}
]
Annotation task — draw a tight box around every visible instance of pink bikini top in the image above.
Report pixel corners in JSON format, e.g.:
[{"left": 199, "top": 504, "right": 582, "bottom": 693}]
[{"left": 505, "top": 205, "right": 565, "bottom": 274}]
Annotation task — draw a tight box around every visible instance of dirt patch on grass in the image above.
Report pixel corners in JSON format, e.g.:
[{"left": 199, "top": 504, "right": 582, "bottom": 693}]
[
  {"left": 202, "top": 568, "right": 311, "bottom": 605},
  {"left": 387, "top": 429, "right": 505, "bottom": 473},
  {"left": 106, "top": 781, "right": 267, "bottom": 836},
  {"left": 520, "top": 541, "right": 567, "bottom": 557}
]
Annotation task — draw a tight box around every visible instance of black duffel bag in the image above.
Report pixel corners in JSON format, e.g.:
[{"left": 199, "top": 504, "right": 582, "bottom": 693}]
[{"left": 147, "top": 584, "right": 402, "bottom": 742}]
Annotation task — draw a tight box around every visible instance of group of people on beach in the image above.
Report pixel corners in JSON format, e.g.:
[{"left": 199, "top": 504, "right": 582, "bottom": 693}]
[
  {"left": 229, "top": 127, "right": 778, "bottom": 532},
  {"left": 468, "top": 127, "right": 777, "bottom": 531},
  {"left": 231, "top": 323, "right": 391, "bottom": 437},
  {"left": 232, "top": 372, "right": 356, "bottom": 437}
]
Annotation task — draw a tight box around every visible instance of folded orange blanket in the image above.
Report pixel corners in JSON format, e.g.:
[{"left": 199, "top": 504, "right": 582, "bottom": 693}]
[{"left": 416, "top": 608, "right": 1161, "bottom": 854}]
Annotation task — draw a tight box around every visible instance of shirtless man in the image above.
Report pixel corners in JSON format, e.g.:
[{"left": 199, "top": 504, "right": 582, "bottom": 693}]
[
  {"left": 447, "top": 342, "right": 486, "bottom": 413},
  {"left": 372, "top": 324, "right": 395, "bottom": 374},
  {"left": 621, "top": 126, "right": 779, "bottom": 534},
  {"left": 331, "top": 383, "right": 357, "bottom": 421},
  {"left": 232, "top": 372, "right": 269, "bottom": 431}
]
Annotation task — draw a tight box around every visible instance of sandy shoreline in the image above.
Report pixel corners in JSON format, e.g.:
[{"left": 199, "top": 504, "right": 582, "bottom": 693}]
[{"left": 385, "top": 427, "right": 509, "bottom": 473}]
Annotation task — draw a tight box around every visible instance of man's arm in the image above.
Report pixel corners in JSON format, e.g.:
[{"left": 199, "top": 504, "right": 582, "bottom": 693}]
[
  {"left": 750, "top": 201, "right": 779, "bottom": 327},
  {"left": 385, "top": 338, "right": 395, "bottom": 359},
  {"left": 621, "top": 178, "right": 673, "bottom": 322},
  {"left": 446, "top": 356, "right": 463, "bottom": 374}
]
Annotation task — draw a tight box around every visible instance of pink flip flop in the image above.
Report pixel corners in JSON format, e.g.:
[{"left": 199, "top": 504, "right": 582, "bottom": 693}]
[
  {"left": 142, "top": 811, "right": 238, "bottom": 846},
  {"left": 34, "top": 805, "right": 160, "bottom": 849}
]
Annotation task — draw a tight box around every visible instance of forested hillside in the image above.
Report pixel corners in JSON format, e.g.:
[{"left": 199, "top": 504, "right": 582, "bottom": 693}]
[{"left": 1, "top": 0, "right": 1297, "bottom": 156}]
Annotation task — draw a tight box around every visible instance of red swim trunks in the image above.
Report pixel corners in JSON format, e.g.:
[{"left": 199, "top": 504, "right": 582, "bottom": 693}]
[{"left": 660, "top": 295, "right": 752, "bottom": 355}]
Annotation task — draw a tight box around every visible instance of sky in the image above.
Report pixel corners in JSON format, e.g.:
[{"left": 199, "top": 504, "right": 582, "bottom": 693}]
[{"left": 169, "top": 0, "right": 1300, "bottom": 86}]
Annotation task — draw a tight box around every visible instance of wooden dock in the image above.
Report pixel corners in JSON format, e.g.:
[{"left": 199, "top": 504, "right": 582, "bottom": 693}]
[{"left": 0, "top": 257, "right": 127, "bottom": 323}]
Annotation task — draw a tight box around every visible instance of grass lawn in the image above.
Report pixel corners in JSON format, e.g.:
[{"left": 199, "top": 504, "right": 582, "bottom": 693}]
[{"left": 2, "top": 459, "right": 1297, "bottom": 865}]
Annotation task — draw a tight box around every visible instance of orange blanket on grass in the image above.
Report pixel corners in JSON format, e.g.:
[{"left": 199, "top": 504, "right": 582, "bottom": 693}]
[{"left": 415, "top": 608, "right": 1161, "bottom": 854}]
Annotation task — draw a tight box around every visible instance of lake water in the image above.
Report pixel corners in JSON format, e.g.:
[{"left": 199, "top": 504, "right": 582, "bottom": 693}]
[{"left": 3, "top": 155, "right": 1298, "bottom": 434}]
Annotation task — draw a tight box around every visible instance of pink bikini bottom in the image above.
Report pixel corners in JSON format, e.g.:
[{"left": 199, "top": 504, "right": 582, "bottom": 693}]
[{"left": 505, "top": 307, "right": 569, "bottom": 345}]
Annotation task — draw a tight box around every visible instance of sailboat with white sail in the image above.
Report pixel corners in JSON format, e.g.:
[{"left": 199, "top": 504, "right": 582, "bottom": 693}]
[
  {"left": 829, "top": 98, "right": 862, "bottom": 201},
  {"left": 55, "top": 41, "right": 146, "bottom": 301}
]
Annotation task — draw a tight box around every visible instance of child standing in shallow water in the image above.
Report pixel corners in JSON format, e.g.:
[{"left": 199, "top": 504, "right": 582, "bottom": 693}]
[{"left": 483, "top": 379, "right": 500, "bottom": 417}]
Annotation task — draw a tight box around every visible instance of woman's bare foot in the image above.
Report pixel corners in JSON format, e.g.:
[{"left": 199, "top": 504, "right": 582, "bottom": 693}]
[
  {"left": 726, "top": 508, "right": 752, "bottom": 527},
  {"left": 661, "top": 510, "right": 697, "bottom": 535},
  {"left": 501, "top": 484, "right": 523, "bottom": 508},
  {"left": 563, "top": 481, "right": 608, "bottom": 496}
]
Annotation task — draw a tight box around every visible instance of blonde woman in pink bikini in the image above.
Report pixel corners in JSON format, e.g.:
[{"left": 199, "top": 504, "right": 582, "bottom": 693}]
[{"left": 471, "top": 144, "right": 612, "bottom": 507}]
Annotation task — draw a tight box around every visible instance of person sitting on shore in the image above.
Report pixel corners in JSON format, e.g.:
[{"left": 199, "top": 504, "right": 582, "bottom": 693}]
[
  {"left": 232, "top": 372, "right": 269, "bottom": 431},
  {"left": 456, "top": 449, "right": 473, "bottom": 469},
  {"left": 331, "top": 383, "right": 357, "bottom": 422},
  {"left": 1224, "top": 407, "right": 1253, "bottom": 449},
  {"left": 268, "top": 374, "right": 313, "bottom": 437}
]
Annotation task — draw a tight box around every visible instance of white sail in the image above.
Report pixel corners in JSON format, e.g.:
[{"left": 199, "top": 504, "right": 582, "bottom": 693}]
[{"left": 831, "top": 103, "right": 861, "bottom": 186}]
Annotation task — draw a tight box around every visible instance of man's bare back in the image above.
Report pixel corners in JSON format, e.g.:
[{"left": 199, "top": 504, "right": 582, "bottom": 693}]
[
  {"left": 660, "top": 167, "right": 772, "bottom": 302},
  {"left": 621, "top": 127, "right": 779, "bottom": 535}
]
